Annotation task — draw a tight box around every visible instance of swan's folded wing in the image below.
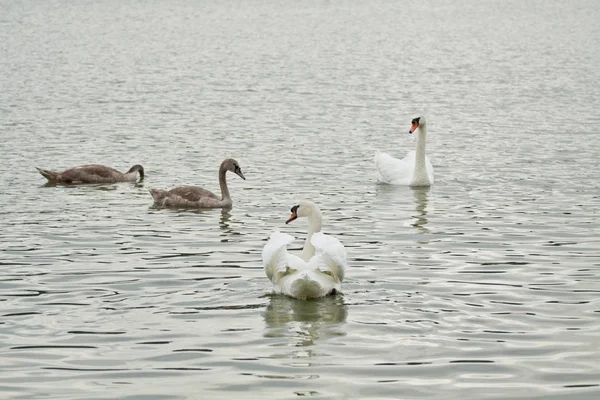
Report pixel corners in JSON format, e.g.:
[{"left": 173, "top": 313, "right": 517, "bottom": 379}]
[
  {"left": 311, "top": 232, "right": 347, "bottom": 282},
  {"left": 262, "top": 231, "right": 296, "bottom": 284},
  {"left": 59, "top": 165, "right": 117, "bottom": 183},
  {"left": 374, "top": 150, "right": 412, "bottom": 185},
  {"left": 169, "top": 186, "right": 219, "bottom": 201}
]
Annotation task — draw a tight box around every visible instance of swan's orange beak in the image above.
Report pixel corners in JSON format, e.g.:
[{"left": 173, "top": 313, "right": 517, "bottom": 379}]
[
  {"left": 286, "top": 210, "right": 298, "bottom": 224},
  {"left": 409, "top": 121, "right": 419, "bottom": 134}
]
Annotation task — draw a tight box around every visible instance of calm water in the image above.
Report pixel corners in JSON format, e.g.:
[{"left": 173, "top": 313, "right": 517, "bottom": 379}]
[{"left": 1, "top": 0, "right": 599, "bottom": 399}]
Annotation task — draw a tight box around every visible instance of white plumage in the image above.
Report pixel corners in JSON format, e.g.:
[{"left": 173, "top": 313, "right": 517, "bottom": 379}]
[
  {"left": 374, "top": 115, "right": 434, "bottom": 187},
  {"left": 374, "top": 150, "right": 434, "bottom": 186},
  {"left": 262, "top": 201, "right": 348, "bottom": 300}
]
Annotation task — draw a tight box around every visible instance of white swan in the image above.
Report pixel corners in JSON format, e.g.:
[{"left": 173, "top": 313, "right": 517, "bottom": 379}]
[
  {"left": 374, "top": 116, "right": 434, "bottom": 186},
  {"left": 262, "top": 200, "right": 348, "bottom": 300}
]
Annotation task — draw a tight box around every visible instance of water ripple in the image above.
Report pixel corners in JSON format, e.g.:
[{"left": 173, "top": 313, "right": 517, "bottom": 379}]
[{"left": 1, "top": 1, "right": 600, "bottom": 399}]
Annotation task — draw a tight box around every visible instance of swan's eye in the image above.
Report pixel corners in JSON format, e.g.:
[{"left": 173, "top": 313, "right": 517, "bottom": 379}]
[{"left": 291, "top": 205, "right": 299, "bottom": 213}]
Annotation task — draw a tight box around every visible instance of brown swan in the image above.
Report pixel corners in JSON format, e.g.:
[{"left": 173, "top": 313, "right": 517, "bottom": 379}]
[
  {"left": 36, "top": 164, "right": 144, "bottom": 184},
  {"left": 149, "top": 158, "right": 245, "bottom": 209}
]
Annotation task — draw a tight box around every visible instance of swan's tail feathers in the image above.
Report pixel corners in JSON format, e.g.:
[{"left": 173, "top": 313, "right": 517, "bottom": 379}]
[
  {"left": 288, "top": 275, "right": 326, "bottom": 300},
  {"left": 149, "top": 189, "right": 170, "bottom": 204},
  {"left": 36, "top": 167, "right": 60, "bottom": 182},
  {"left": 311, "top": 232, "right": 348, "bottom": 282},
  {"left": 262, "top": 230, "right": 295, "bottom": 283}
]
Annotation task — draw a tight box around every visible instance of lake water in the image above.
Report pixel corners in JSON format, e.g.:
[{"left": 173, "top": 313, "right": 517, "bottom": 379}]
[{"left": 1, "top": 0, "right": 599, "bottom": 399}]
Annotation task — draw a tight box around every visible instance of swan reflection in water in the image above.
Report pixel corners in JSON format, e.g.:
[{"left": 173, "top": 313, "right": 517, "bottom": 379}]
[
  {"left": 218, "top": 210, "right": 246, "bottom": 243},
  {"left": 263, "top": 295, "right": 347, "bottom": 348},
  {"left": 219, "top": 209, "right": 232, "bottom": 229},
  {"left": 374, "top": 185, "right": 430, "bottom": 234},
  {"left": 411, "top": 187, "right": 430, "bottom": 234}
]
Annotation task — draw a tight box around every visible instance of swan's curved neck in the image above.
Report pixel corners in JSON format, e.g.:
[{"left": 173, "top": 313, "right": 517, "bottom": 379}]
[
  {"left": 411, "top": 125, "right": 430, "bottom": 186},
  {"left": 218, "top": 166, "right": 230, "bottom": 200},
  {"left": 123, "top": 171, "right": 139, "bottom": 181},
  {"left": 301, "top": 207, "right": 322, "bottom": 261}
]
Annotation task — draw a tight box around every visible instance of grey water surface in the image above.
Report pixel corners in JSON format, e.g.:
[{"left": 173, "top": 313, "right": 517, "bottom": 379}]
[{"left": 1, "top": 0, "right": 599, "bottom": 399}]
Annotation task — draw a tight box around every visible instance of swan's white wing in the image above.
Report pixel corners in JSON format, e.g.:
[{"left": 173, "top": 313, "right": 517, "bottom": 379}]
[
  {"left": 374, "top": 150, "right": 434, "bottom": 185},
  {"left": 262, "top": 231, "right": 294, "bottom": 282},
  {"left": 310, "top": 232, "right": 347, "bottom": 282},
  {"left": 262, "top": 231, "right": 306, "bottom": 284},
  {"left": 374, "top": 150, "right": 413, "bottom": 185}
]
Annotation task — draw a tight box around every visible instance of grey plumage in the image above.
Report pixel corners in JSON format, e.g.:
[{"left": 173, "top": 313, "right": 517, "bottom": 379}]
[
  {"left": 36, "top": 164, "right": 144, "bottom": 184},
  {"left": 149, "top": 158, "right": 245, "bottom": 209}
]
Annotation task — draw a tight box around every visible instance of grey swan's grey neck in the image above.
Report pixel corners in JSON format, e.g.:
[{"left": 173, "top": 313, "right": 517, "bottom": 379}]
[
  {"left": 218, "top": 164, "right": 231, "bottom": 201},
  {"left": 411, "top": 125, "right": 430, "bottom": 187},
  {"left": 301, "top": 206, "right": 323, "bottom": 262}
]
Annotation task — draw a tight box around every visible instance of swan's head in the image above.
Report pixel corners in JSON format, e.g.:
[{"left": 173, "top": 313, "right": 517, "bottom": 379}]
[
  {"left": 127, "top": 164, "right": 145, "bottom": 180},
  {"left": 409, "top": 116, "right": 426, "bottom": 134},
  {"left": 285, "top": 200, "right": 319, "bottom": 224},
  {"left": 222, "top": 158, "right": 246, "bottom": 180}
]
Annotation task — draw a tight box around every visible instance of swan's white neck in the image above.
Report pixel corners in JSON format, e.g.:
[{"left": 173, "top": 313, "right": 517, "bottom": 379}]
[
  {"left": 301, "top": 207, "right": 322, "bottom": 262},
  {"left": 410, "top": 125, "right": 430, "bottom": 187}
]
